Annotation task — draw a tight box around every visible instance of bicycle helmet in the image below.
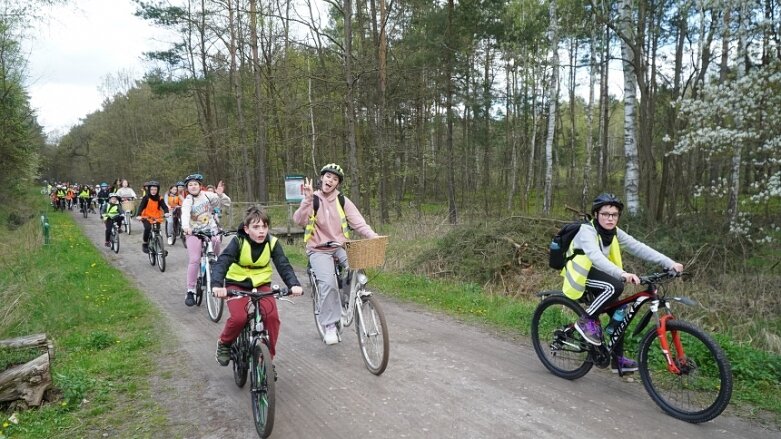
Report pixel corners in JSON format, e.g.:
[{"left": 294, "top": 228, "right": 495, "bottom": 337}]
[
  {"left": 108, "top": 192, "right": 118, "bottom": 198},
  {"left": 591, "top": 193, "right": 624, "bottom": 215},
  {"left": 100, "top": 182, "right": 108, "bottom": 188},
  {"left": 184, "top": 173, "right": 204, "bottom": 184},
  {"left": 176, "top": 181, "right": 185, "bottom": 187},
  {"left": 320, "top": 163, "right": 344, "bottom": 182},
  {"left": 145, "top": 180, "right": 160, "bottom": 189}
]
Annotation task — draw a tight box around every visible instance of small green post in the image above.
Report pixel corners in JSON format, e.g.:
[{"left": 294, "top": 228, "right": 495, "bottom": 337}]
[{"left": 41, "top": 214, "right": 50, "bottom": 245}]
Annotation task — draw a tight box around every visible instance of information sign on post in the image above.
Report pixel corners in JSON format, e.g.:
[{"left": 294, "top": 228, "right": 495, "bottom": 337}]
[{"left": 284, "top": 174, "right": 305, "bottom": 204}]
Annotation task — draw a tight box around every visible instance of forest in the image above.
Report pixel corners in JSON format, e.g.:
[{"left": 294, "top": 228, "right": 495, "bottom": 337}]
[{"left": 0, "top": 0, "right": 778, "bottom": 250}]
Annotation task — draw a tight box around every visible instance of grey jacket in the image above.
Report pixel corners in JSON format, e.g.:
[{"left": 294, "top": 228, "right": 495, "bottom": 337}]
[{"left": 572, "top": 223, "right": 676, "bottom": 280}]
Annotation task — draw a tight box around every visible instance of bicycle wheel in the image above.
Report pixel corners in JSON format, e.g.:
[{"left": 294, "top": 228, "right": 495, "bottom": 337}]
[
  {"left": 111, "top": 227, "right": 120, "bottom": 253},
  {"left": 638, "top": 319, "right": 733, "bottom": 423},
  {"left": 233, "top": 330, "right": 249, "bottom": 388},
  {"left": 206, "top": 262, "right": 224, "bottom": 323},
  {"left": 530, "top": 294, "right": 593, "bottom": 380},
  {"left": 170, "top": 220, "right": 178, "bottom": 246},
  {"left": 83, "top": 203, "right": 88, "bottom": 218},
  {"left": 195, "top": 274, "right": 204, "bottom": 307},
  {"left": 126, "top": 213, "right": 132, "bottom": 235},
  {"left": 250, "top": 340, "right": 275, "bottom": 438},
  {"left": 355, "top": 295, "right": 389, "bottom": 375},
  {"left": 156, "top": 235, "right": 166, "bottom": 272},
  {"left": 147, "top": 238, "right": 156, "bottom": 266},
  {"left": 310, "top": 276, "right": 326, "bottom": 341}
]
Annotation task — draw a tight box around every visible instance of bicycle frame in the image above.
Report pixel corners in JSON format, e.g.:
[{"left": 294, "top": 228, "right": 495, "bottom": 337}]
[{"left": 580, "top": 273, "right": 695, "bottom": 373}]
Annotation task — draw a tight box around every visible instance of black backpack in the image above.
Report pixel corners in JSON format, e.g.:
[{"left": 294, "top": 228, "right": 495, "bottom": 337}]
[{"left": 548, "top": 220, "right": 589, "bottom": 269}]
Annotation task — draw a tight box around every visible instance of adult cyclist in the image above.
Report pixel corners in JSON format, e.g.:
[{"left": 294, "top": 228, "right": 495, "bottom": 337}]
[
  {"left": 292, "top": 163, "right": 379, "bottom": 345},
  {"left": 564, "top": 193, "right": 684, "bottom": 372}
]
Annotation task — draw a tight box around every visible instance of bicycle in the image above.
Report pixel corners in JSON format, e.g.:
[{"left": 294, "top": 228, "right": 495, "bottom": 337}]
[
  {"left": 225, "top": 285, "right": 292, "bottom": 438},
  {"left": 80, "top": 198, "right": 89, "bottom": 218},
  {"left": 308, "top": 237, "right": 390, "bottom": 375},
  {"left": 121, "top": 198, "right": 135, "bottom": 235},
  {"left": 166, "top": 207, "right": 184, "bottom": 246},
  {"left": 192, "top": 228, "right": 233, "bottom": 322},
  {"left": 143, "top": 217, "right": 168, "bottom": 272},
  {"left": 108, "top": 219, "right": 121, "bottom": 253},
  {"left": 530, "top": 270, "right": 732, "bottom": 423}
]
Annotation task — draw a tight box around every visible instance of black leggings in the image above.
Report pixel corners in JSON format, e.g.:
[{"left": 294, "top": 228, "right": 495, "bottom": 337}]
[
  {"left": 582, "top": 268, "right": 626, "bottom": 357},
  {"left": 142, "top": 220, "right": 153, "bottom": 244}
]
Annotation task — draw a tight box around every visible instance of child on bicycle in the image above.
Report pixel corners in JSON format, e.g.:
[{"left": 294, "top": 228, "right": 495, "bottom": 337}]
[
  {"left": 181, "top": 173, "right": 231, "bottom": 307},
  {"left": 212, "top": 206, "right": 304, "bottom": 366},
  {"left": 565, "top": 193, "right": 684, "bottom": 372},
  {"left": 165, "top": 184, "right": 182, "bottom": 245},
  {"left": 293, "top": 163, "right": 378, "bottom": 345},
  {"left": 135, "top": 180, "right": 169, "bottom": 254},
  {"left": 102, "top": 193, "right": 124, "bottom": 247}
]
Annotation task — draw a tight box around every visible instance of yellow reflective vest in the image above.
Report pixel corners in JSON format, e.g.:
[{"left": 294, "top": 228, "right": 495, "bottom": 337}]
[
  {"left": 561, "top": 224, "right": 623, "bottom": 300},
  {"left": 303, "top": 195, "right": 350, "bottom": 243},
  {"left": 225, "top": 236, "right": 278, "bottom": 287}
]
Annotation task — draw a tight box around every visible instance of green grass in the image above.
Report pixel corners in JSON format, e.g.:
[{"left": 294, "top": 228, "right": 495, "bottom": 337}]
[{"left": 0, "top": 200, "right": 168, "bottom": 438}]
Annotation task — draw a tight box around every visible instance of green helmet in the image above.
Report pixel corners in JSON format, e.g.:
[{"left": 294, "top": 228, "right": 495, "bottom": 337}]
[{"left": 320, "top": 163, "right": 344, "bottom": 182}]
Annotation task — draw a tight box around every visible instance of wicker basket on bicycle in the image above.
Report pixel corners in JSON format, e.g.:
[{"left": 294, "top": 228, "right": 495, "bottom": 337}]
[{"left": 344, "top": 236, "right": 388, "bottom": 269}]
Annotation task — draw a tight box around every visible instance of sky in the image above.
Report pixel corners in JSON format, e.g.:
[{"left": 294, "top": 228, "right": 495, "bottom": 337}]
[{"left": 26, "top": 0, "right": 172, "bottom": 137}]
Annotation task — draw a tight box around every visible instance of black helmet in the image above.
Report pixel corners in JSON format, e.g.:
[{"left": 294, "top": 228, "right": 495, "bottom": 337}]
[
  {"left": 320, "top": 163, "right": 344, "bottom": 182},
  {"left": 184, "top": 173, "right": 204, "bottom": 184},
  {"left": 176, "top": 181, "right": 185, "bottom": 187},
  {"left": 591, "top": 193, "right": 624, "bottom": 215},
  {"left": 145, "top": 180, "right": 160, "bottom": 189}
]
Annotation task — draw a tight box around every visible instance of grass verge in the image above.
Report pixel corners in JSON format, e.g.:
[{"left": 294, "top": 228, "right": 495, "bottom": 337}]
[{"left": 0, "top": 202, "right": 167, "bottom": 438}]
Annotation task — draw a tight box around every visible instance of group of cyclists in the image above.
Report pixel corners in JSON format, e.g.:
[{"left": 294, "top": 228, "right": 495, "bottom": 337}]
[{"left": 45, "top": 163, "right": 696, "bottom": 434}]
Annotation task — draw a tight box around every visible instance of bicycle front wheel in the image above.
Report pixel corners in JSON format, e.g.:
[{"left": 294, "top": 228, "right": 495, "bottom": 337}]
[
  {"left": 530, "top": 294, "right": 593, "bottom": 380},
  {"left": 206, "top": 288, "right": 224, "bottom": 322},
  {"left": 233, "top": 330, "right": 249, "bottom": 388},
  {"left": 355, "top": 295, "right": 389, "bottom": 375},
  {"left": 125, "top": 213, "right": 132, "bottom": 235},
  {"left": 112, "top": 228, "right": 120, "bottom": 253},
  {"left": 310, "top": 277, "right": 327, "bottom": 341},
  {"left": 251, "top": 341, "right": 275, "bottom": 438},
  {"left": 148, "top": 239, "right": 156, "bottom": 266},
  {"left": 156, "top": 235, "right": 166, "bottom": 272},
  {"left": 638, "top": 319, "right": 733, "bottom": 423}
]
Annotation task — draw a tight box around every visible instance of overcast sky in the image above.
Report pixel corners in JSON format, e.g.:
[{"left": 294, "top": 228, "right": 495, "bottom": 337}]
[{"left": 26, "top": 0, "right": 172, "bottom": 136}]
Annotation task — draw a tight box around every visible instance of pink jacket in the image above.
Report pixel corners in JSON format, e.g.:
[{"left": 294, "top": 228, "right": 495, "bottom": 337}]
[{"left": 293, "top": 190, "right": 378, "bottom": 251}]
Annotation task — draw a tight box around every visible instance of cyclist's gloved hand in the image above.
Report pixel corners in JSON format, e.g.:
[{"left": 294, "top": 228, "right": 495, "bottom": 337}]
[{"left": 164, "top": 213, "right": 171, "bottom": 218}]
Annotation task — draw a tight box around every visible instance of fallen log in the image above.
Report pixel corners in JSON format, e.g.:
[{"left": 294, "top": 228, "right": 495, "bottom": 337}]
[{"left": 0, "top": 334, "right": 53, "bottom": 407}]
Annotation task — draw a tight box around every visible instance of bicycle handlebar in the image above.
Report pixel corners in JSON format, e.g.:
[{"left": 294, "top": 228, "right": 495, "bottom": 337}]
[
  {"left": 314, "top": 241, "right": 343, "bottom": 249},
  {"left": 192, "top": 228, "right": 236, "bottom": 238},
  {"left": 639, "top": 270, "right": 684, "bottom": 286},
  {"left": 225, "top": 285, "right": 290, "bottom": 299}
]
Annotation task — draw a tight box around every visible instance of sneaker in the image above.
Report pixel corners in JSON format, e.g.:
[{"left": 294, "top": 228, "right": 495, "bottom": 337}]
[
  {"left": 323, "top": 324, "right": 339, "bottom": 345},
  {"left": 167, "top": 236, "right": 173, "bottom": 245},
  {"left": 215, "top": 342, "right": 231, "bottom": 366},
  {"left": 104, "top": 241, "right": 110, "bottom": 247},
  {"left": 185, "top": 290, "right": 196, "bottom": 307},
  {"left": 575, "top": 316, "right": 603, "bottom": 346},
  {"left": 142, "top": 243, "right": 149, "bottom": 254},
  {"left": 611, "top": 356, "right": 639, "bottom": 373}
]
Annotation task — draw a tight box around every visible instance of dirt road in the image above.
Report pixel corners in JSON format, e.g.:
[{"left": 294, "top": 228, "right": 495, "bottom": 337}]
[{"left": 73, "top": 213, "right": 774, "bottom": 439}]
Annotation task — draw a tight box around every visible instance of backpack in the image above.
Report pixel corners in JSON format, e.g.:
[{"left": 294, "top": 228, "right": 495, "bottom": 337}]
[
  {"left": 312, "top": 193, "right": 345, "bottom": 215},
  {"left": 548, "top": 220, "right": 588, "bottom": 270}
]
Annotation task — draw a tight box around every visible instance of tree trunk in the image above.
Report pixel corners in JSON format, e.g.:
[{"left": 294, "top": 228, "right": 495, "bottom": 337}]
[
  {"left": 344, "top": 0, "right": 361, "bottom": 207},
  {"left": 619, "top": 0, "right": 640, "bottom": 215},
  {"left": 543, "top": 0, "right": 559, "bottom": 215},
  {"left": 249, "top": 0, "right": 269, "bottom": 203},
  {"left": 446, "top": 0, "right": 457, "bottom": 224}
]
